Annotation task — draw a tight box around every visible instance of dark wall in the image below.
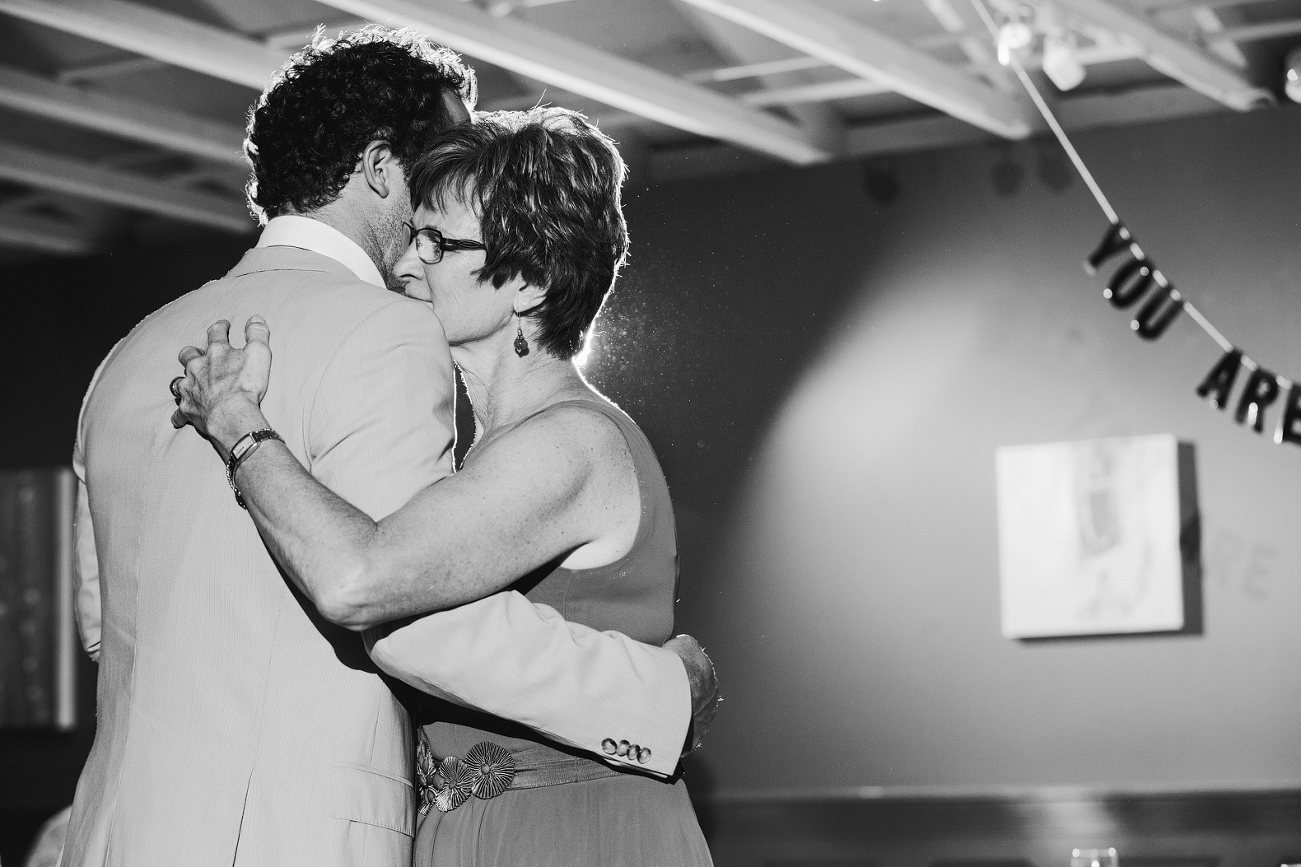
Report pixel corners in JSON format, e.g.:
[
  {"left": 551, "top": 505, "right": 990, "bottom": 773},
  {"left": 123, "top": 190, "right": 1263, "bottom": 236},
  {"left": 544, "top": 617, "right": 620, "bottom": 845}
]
[
  {"left": 582, "top": 104, "right": 1301, "bottom": 795},
  {"left": 0, "top": 238, "right": 255, "bottom": 467},
  {"left": 0, "top": 237, "right": 250, "bottom": 860}
]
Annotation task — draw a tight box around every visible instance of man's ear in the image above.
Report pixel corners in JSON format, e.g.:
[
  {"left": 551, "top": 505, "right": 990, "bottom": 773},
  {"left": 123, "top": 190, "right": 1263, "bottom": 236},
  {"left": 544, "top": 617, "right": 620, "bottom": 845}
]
[{"left": 358, "top": 140, "right": 400, "bottom": 199}]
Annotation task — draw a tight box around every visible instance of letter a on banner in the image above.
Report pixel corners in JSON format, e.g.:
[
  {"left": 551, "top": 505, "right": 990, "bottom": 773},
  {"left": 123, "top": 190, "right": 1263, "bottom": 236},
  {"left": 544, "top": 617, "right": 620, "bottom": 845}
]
[{"left": 1196, "top": 349, "right": 1243, "bottom": 410}]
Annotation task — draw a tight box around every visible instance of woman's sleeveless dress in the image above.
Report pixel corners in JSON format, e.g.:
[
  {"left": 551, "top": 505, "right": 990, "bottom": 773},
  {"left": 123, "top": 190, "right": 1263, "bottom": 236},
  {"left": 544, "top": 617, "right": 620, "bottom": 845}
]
[{"left": 411, "top": 398, "right": 713, "bottom": 867}]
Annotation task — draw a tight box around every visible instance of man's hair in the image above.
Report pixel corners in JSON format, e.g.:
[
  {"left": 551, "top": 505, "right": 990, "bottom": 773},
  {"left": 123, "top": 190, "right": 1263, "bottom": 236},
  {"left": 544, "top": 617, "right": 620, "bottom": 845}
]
[
  {"left": 244, "top": 25, "right": 476, "bottom": 223},
  {"left": 408, "top": 107, "right": 629, "bottom": 359}
]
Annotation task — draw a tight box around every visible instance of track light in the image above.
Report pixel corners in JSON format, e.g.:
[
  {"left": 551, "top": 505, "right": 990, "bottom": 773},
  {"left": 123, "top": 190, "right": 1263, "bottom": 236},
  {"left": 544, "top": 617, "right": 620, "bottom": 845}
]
[
  {"left": 1286, "top": 46, "right": 1301, "bottom": 103},
  {"left": 1042, "top": 33, "right": 1086, "bottom": 91},
  {"left": 997, "top": 21, "right": 1034, "bottom": 66}
]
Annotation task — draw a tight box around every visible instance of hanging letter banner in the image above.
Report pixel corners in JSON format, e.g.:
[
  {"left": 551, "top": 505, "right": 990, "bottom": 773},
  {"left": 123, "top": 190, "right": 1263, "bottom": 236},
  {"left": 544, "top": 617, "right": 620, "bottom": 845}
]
[
  {"left": 1081, "top": 221, "right": 1296, "bottom": 447},
  {"left": 968, "top": 0, "right": 1298, "bottom": 452}
]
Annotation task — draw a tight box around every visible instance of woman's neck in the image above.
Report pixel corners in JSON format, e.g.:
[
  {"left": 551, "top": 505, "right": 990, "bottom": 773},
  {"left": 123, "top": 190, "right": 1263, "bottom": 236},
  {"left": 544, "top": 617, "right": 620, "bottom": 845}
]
[{"left": 453, "top": 341, "right": 584, "bottom": 440}]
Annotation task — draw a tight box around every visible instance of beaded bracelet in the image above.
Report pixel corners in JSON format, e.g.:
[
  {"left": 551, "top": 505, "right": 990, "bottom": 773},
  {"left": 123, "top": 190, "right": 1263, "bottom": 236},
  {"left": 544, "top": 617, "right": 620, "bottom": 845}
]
[{"left": 226, "top": 428, "right": 282, "bottom": 509}]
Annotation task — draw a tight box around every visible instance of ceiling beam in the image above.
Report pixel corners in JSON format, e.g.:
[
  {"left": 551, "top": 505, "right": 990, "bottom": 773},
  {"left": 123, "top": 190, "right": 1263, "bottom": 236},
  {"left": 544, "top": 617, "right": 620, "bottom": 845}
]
[
  {"left": 727, "top": 44, "right": 1150, "bottom": 107},
  {"left": 680, "top": 28, "right": 1156, "bottom": 88},
  {"left": 673, "top": 0, "right": 844, "bottom": 154},
  {"left": 0, "top": 66, "right": 247, "bottom": 166},
  {"left": 845, "top": 81, "right": 1226, "bottom": 156},
  {"left": 1187, "top": 6, "right": 1248, "bottom": 67},
  {"left": 57, "top": 56, "right": 166, "bottom": 84},
  {"left": 0, "top": 142, "right": 254, "bottom": 233},
  {"left": 263, "top": 18, "right": 369, "bottom": 50},
  {"left": 0, "top": 210, "right": 95, "bottom": 256},
  {"left": 742, "top": 78, "right": 889, "bottom": 107},
  {"left": 654, "top": 82, "right": 1227, "bottom": 183},
  {"left": 918, "top": 0, "right": 1016, "bottom": 94},
  {"left": 1050, "top": 0, "right": 1273, "bottom": 110},
  {"left": 686, "top": 55, "right": 828, "bottom": 84},
  {"left": 1153, "top": 0, "right": 1285, "bottom": 9},
  {"left": 310, "top": 0, "right": 834, "bottom": 164},
  {"left": 0, "top": 0, "right": 286, "bottom": 91},
  {"left": 676, "top": 0, "right": 1037, "bottom": 139},
  {"left": 1215, "top": 17, "right": 1301, "bottom": 43}
]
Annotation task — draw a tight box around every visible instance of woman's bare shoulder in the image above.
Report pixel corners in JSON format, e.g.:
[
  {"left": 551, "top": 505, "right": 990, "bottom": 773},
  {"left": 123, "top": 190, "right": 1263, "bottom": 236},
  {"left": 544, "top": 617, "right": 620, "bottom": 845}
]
[{"left": 511, "top": 398, "right": 631, "bottom": 463}]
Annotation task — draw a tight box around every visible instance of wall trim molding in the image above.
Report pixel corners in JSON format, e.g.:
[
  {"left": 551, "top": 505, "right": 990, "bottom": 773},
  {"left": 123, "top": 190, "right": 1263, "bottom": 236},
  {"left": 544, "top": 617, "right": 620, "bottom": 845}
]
[
  {"left": 707, "top": 780, "right": 1301, "bottom": 805},
  {"left": 697, "top": 784, "right": 1301, "bottom": 866}
]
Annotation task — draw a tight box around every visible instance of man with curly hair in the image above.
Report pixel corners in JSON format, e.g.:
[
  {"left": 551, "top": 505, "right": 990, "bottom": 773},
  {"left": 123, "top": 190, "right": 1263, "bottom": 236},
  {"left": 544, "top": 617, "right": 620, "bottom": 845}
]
[{"left": 63, "top": 27, "right": 715, "bottom": 867}]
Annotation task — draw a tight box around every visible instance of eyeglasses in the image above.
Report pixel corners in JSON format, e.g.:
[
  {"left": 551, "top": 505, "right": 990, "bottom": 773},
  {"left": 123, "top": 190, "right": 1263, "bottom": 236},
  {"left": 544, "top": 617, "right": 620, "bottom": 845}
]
[{"left": 404, "top": 221, "right": 487, "bottom": 265}]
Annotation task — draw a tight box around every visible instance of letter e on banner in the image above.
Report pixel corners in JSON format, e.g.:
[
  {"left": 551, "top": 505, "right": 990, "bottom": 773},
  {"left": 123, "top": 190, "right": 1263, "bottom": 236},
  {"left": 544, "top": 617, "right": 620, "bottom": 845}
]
[{"left": 1276, "top": 383, "right": 1301, "bottom": 447}]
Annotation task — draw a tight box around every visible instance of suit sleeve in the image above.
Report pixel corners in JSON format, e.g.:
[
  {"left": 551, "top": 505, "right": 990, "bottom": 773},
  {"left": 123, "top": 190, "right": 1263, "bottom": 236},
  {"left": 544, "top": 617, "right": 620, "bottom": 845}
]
[
  {"left": 368, "top": 592, "right": 692, "bottom": 779},
  {"left": 72, "top": 439, "right": 100, "bottom": 661},
  {"left": 306, "top": 299, "right": 455, "bottom": 519},
  {"left": 71, "top": 343, "right": 122, "bottom": 662}
]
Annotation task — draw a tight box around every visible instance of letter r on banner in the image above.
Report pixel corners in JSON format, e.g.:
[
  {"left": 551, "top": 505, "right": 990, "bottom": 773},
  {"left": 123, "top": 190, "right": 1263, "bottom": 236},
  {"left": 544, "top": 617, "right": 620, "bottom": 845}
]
[{"left": 1235, "top": 367, "right": 1280, "bottom": 434}]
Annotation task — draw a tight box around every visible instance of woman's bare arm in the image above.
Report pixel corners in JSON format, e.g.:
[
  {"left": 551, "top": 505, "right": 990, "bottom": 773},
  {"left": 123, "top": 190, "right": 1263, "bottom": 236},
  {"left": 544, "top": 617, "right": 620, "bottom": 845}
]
[
  {"left": 207, "top": 397, "right": 629, "bottom": 629},
  {"left": 174, "top": 322, "right": 634, "bottom": 631}
]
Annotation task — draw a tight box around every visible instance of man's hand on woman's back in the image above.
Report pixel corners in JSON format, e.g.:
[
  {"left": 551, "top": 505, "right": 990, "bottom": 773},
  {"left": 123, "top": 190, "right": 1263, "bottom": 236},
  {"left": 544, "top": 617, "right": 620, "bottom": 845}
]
[{"left": 663, "top": 634, "right": 721, "bottom": 754}]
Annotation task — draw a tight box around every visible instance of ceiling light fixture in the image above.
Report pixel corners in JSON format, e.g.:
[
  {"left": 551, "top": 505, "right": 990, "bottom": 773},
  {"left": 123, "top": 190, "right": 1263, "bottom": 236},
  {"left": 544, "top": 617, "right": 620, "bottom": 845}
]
[
  {"left": 991, "top": 2, "right": 1090, "bottom": 90},
  {"left": 997, "top": 20, "right": 1034, "bottom": 66},
  {"left": 1042, "top": 32, "right": 1086, "bottom": 91},
  {"left": 1286, "top": 45, "right": 1301, "bottom": 103}
]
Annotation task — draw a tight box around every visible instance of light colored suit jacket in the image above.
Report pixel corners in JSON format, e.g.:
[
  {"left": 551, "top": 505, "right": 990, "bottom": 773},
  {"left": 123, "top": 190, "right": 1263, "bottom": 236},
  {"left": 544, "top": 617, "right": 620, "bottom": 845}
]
[{"left": 65, "top": 245, "right": 689, "bottom": 867}]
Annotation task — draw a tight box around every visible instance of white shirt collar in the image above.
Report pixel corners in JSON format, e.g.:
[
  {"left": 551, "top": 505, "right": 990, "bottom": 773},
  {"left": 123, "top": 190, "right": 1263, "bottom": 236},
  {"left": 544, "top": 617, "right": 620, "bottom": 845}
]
[{"left": 255, "top": 215, "right": 385, "bottom": 289}]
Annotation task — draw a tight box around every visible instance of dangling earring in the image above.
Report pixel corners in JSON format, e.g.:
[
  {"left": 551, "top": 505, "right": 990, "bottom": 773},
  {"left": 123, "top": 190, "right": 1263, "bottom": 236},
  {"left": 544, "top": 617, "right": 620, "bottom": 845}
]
[{"left": 513, "top": 314, "right": 530, "bottom": 357}]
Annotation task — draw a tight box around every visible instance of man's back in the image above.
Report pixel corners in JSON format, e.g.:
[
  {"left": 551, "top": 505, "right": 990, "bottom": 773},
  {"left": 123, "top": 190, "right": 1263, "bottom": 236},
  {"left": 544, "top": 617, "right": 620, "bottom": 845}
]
[{"left": 63, "top": 246, "right": 455, "bottom": 867}]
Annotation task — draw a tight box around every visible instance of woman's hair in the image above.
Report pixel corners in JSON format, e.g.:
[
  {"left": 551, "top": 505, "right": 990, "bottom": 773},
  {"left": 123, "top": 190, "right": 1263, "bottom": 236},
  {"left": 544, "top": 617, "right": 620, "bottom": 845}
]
[
  {"left": 408, "top": 107, "right": 629, "bottom": 360},
  {"left": 244, "top": 26, "right": 476, "bottom": 223}
]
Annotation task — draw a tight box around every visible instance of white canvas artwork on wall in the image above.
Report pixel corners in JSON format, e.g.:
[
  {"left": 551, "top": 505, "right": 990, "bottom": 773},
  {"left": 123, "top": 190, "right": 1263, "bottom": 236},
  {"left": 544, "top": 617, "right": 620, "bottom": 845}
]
[{"left": 995, "top": 435, "right": 1186, "bottom": 638}]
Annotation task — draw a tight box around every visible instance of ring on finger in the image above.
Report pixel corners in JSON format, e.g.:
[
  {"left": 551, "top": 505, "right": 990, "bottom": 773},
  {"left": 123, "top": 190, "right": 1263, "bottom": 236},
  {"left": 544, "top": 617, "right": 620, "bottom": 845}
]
[{"left": 170, "top": 375, "right": 185, "bottom": 401}]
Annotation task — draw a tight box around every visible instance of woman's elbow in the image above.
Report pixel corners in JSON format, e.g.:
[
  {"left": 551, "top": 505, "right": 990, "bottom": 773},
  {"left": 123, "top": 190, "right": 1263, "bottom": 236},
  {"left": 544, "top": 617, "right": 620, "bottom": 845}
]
[
  {"left": 311, "top": 567, "right": 388, "bottom": 632},
  {"left": 367, "top": 629, "right": 403, "bottom": 675}
]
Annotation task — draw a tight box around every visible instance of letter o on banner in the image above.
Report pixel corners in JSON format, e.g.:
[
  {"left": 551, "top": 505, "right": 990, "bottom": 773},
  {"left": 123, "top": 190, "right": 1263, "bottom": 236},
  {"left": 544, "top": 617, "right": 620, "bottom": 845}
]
[{"left": 1105, "top": 258, "right": 1154, "bottom": 310}]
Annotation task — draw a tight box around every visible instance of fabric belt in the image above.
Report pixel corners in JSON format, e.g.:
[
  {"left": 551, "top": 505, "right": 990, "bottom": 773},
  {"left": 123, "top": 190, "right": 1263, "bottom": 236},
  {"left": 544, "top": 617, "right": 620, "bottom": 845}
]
[
  {"left": 506, "top": 746, "right": 624, "bottom": 788},
  {"left": 416, "top": 733, "right": 621, "bottom": 814}
]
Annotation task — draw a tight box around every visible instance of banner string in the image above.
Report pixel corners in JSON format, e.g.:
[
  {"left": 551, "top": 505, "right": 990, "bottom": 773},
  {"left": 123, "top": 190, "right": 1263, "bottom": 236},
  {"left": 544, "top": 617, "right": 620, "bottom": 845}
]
[
  {"left": 968, "top": 0, "right": 1121, "bottom": 226},
  {"left": 968, "top": 0, "right": 1283, "bottom": 384}
]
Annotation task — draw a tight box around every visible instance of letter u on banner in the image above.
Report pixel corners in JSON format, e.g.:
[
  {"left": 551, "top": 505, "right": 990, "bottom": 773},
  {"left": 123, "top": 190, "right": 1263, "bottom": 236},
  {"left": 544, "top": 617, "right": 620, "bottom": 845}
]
[{"left": 1131, "top": 283, "right": 1184, "bottom": 340}]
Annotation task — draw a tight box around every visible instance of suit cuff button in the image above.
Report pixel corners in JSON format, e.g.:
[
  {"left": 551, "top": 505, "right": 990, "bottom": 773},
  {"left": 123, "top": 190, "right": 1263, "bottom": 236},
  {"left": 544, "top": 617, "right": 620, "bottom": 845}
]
[
  {"left": 616, "top": 740, "right": 631, "bottom": 757},
  {"left": 636, "top": 746, "right": 651, "bottom": 764},
  {"left": 601, "top": 738, "right": 618, "bottom": 755}
]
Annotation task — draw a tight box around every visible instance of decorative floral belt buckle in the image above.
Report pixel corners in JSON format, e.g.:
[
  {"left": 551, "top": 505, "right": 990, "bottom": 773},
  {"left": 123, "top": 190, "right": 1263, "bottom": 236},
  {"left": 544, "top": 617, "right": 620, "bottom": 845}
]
[{"left": 417, "top": 738, "right": 516, "bottom": 815}]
